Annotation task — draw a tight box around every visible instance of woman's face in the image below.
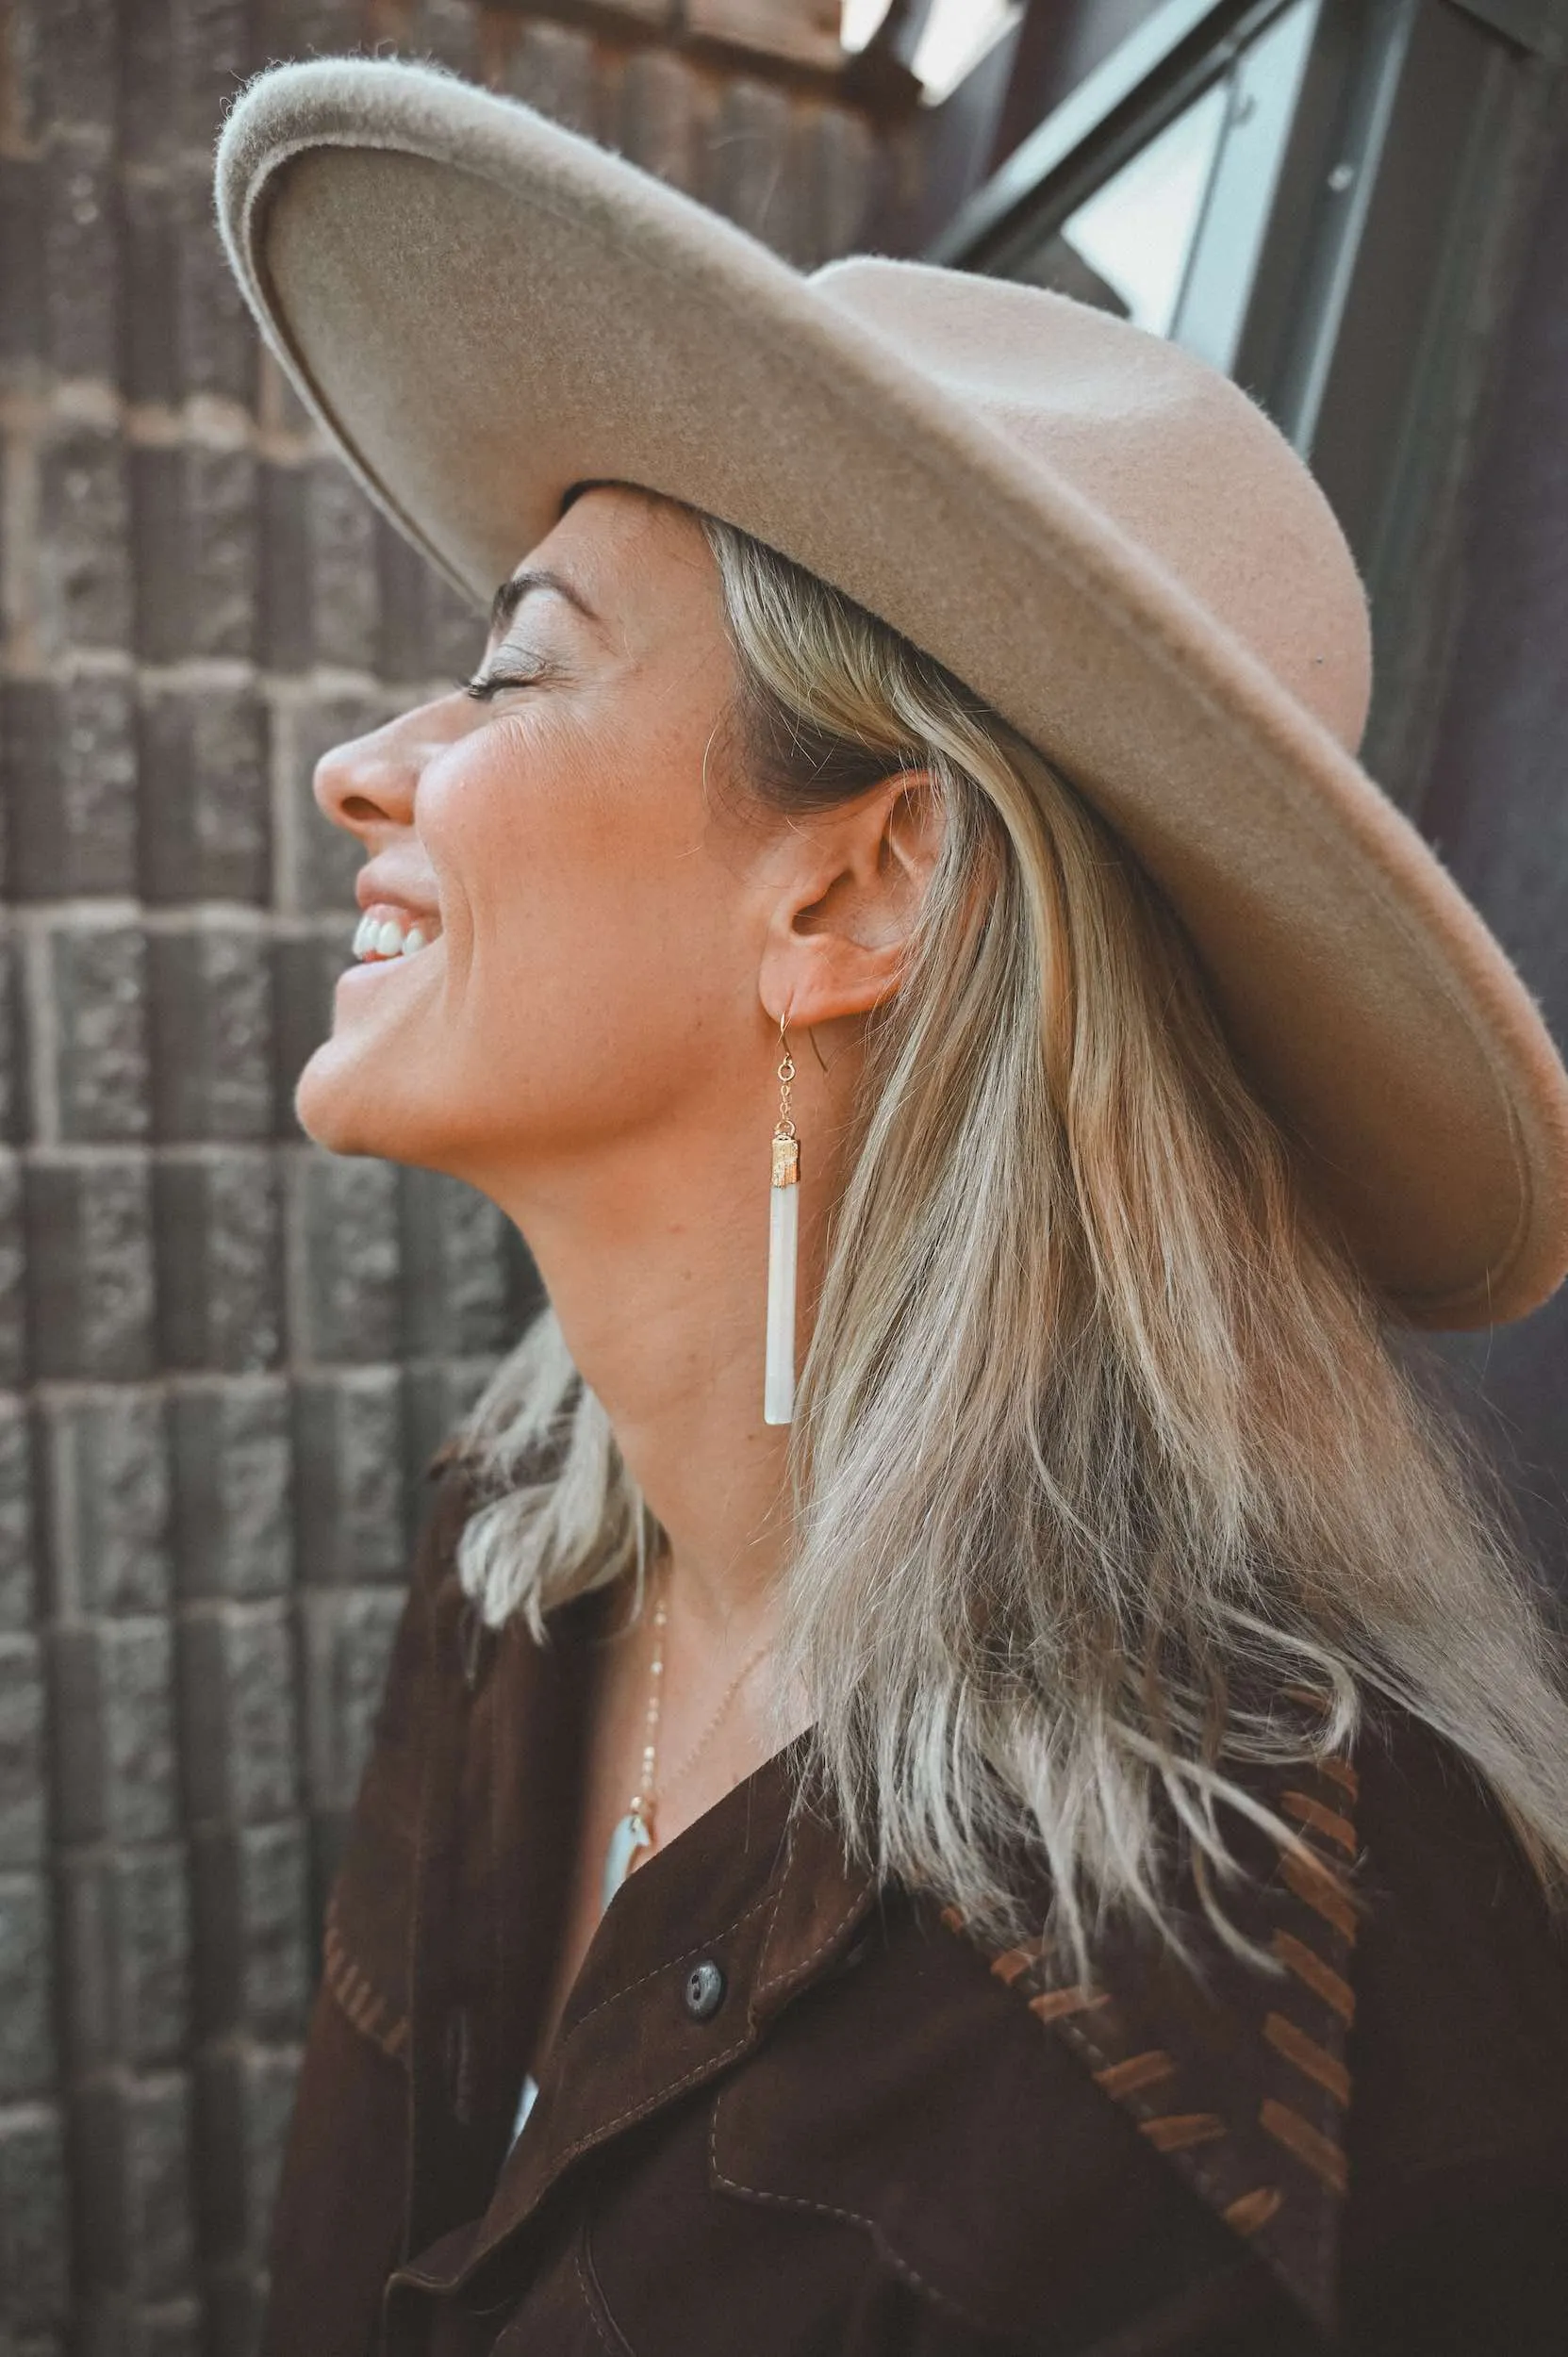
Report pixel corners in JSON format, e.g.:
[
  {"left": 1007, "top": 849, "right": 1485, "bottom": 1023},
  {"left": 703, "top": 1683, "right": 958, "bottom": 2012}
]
[{"left": 301, "top": 488, "right": 770, "bottom": 1200}]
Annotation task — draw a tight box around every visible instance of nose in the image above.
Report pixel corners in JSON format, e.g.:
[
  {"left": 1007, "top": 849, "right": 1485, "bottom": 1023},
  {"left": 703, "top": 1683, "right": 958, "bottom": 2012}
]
[{"left": 313, "top": 707, "right": 423, "bottom": 845}]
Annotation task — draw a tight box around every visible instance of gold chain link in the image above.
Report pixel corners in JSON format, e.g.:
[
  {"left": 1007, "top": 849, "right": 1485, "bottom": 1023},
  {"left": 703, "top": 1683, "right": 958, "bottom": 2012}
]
[{"left": 775, "top": 1013, "right": 797, "bottom": 1143}]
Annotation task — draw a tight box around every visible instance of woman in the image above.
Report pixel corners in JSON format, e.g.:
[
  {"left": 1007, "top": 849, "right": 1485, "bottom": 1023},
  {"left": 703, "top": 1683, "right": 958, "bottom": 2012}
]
[{"left": 217, "top": 58, "right": 1568, "bottom": 2357}]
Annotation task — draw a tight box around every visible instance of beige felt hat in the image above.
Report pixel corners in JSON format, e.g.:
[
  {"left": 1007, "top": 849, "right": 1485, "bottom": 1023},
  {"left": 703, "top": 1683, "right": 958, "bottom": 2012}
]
[{"left": 215, "top": 56, "right": 1568, "bottom": 1328}]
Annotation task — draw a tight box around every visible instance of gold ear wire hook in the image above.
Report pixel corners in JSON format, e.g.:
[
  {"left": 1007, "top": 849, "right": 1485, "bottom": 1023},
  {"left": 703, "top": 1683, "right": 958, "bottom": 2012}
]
[{"left": 774, "top": 1012, "right": 798, "bottom": 1151}]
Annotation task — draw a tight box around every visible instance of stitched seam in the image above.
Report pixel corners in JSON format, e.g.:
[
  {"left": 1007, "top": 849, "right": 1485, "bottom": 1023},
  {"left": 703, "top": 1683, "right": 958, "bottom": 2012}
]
[
  {"left": 1278, "top": 1848, "right": 1359, "bottom": 1940},
  {"left": 1141, "top": 2112, "right": 1227, "bottom": 2151},
  {"left": 753, "top": 1871, "right": 873, "bottom": 2003},
  {"left": 1263, "top": 2011, "right": 1350, "bottom": 2106},
  {"left": 1095, "top": 2049, "right": 1177, "bottom": 2098},
  {"left": 1048, "top": 2005, "right": 1239, "bottom": 2221},
  {"left": 551, "top": 2027, "right": 755, "bottom": 2170},
  {"left": 708, "top": 2092, "right": 994, "bottom": 2332},
  {"left": 1224, "top": 2187, "right": 1283, "bottom": 2232},
  {"left": 1029, "top": 1983, "right": 1108, "bottom": 2021},
  {"left": 934, "top": 1903, "right": 1243, "bottom": 2219},
  {"left": 501, "top": 1869, "right": 794, "bottom": 2246},
  {"left": 574, "top": 2218, "right": 635, "bottom": 2357},
  {"left": 1261, "top": 2097, "right": 1348, "bottom": 2194},
  {"left": 938, "top": 1744, "right": 1357, "bottom": 2337},
  {"left": 1312, "top": 1773, "right": 1355, "bottom": 2303},
  {"left": 566, "top": 1887, "right": 778, "bottom": 2032},
  {"left": 1280, "top": 1789, "right": 1358, "bottom": 1854},
  {"left": 1271, "top": 1928, "right": 1354, "bottom": 2023}
]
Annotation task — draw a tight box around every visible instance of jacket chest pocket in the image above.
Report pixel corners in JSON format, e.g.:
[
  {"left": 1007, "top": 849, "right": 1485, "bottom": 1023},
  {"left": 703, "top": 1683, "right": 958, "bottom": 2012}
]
[
  {"left": 456, "top": 2217, "right": 631, "bottom": 2357},
  {"left": 560, "top": 2091, "right": 941, "bottom": 2357}
]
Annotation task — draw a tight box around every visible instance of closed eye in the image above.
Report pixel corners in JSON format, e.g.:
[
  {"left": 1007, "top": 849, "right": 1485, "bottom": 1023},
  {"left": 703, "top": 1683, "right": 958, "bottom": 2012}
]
[{"left": 460, "top": 658, "right": 557, "bottom": 701}]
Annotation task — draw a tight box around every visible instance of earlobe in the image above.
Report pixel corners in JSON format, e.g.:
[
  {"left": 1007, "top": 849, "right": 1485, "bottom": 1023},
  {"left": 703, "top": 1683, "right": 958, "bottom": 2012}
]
[{"left": 758, "top": 771, "right": 943, "bottom": 1029}]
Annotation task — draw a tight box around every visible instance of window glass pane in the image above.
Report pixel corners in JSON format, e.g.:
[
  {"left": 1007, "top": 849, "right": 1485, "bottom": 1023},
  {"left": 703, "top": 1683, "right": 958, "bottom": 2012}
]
[
  {"left": 1170, "top": 0, "right": 1320, "bottom": 372},
  {"left": 840, "top": 0, "right": 1025, "bottom": 101},
  {"left": 1059, "top": 79, "right": 1230, "bottom": 337},
  {"left": 912, "top": 0, "right": 1025, "bottom": 104},
  {"left": 840, "top": 0, "right": 891, "bottom": 48},
  {"left": 978, "top": 0, "right": 1322, "bottom": 372}
]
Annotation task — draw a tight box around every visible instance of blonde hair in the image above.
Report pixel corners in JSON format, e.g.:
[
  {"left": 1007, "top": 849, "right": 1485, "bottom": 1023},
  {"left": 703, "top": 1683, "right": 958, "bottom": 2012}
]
[{"left": 456, "top": 505, "right": 1568, "bottom": 1970}]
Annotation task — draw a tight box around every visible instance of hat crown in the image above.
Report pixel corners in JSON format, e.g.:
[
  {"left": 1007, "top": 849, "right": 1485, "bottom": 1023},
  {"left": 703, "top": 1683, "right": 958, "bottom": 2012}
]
[{"left": 811, "top": 259, "right": 1373, "bottom": 755}]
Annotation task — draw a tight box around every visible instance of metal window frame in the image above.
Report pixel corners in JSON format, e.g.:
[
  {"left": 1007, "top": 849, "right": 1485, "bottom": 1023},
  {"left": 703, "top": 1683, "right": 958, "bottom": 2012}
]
[
  {"left": 928, "top": 0, "right": 1272, "bottom": 270},
  {"left": 927, "top": 0, "right": 1568, "bottom": 810}
]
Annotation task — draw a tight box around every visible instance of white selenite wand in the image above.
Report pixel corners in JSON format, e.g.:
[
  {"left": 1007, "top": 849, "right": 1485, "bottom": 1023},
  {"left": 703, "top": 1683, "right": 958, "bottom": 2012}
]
[{"left": 765, "top": 1129, "right": 800, "bottom": 1425}]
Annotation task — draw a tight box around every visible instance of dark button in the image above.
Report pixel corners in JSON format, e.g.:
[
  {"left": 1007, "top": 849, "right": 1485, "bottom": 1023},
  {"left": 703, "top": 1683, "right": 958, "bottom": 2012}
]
[{"left": 684, "top": 1959, "right": 726, "bottom": 2021}]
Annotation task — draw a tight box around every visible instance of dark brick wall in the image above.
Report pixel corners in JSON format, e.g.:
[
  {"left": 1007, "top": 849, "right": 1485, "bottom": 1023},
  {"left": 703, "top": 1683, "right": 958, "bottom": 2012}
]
[{"left": 0, "top": 3, "right": 905, "bottom": 2347}]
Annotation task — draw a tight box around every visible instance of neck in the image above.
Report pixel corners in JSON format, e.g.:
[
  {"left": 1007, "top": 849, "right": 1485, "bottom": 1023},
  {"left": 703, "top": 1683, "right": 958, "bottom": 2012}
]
[{"left": 484, "top": 1105, "right": 838, "bottom": 1645}]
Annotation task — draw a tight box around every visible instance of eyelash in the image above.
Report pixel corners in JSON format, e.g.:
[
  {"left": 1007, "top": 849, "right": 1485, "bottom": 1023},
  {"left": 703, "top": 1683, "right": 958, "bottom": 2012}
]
[{"left": 459, "top": 664, "right": 548, "bottom": 702}]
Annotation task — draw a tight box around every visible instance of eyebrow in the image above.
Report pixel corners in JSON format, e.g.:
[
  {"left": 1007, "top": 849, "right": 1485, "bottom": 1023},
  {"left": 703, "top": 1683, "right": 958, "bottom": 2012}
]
[{"left": 487, "top": 566, "right": 601, "bottom": 639}]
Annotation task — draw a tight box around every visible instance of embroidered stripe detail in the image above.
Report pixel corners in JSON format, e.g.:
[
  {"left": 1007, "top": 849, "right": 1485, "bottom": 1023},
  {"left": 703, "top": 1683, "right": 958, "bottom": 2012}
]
[
  {"left": 1279, "top": 1848, "right": 1358, "bottom": 1941},
  {"left": 1027, "top": 1983, "right": 1108, "bottom": 2024},
  {"left": 1264, "top": 2012, "right": 1351, "bottom": 2106},
  {"left": 1141, "top": 2111, "right": 1226, "bottom": 2152},
  {"left": 1095, "top": 2049, "right": 1176, "bottom": 2099},
  {"left": 347, "top": 1982, "right": 381, "bottom": 2035},
  {"left": 1261, "top": 2098, "right": 1348, "bottom": 2194},
  {"left": 1281, "top": 1789, "right": 1358, "bottom": 1854},
  {"left": 990, "top": 1939, "right": 1051, "bottom": 1985},
  {"left": 933, "top": 1788, "right": 1355, "bottom": 2335},
  {"left": 1272, "top": 1929, "right": 1355, "bottom": 2024},
  {"left": 322, "top": 1906, "right": 412, "bottom": 2064},
  {"left": 1225, "top": 2185, "right": 1283, "bottom": 2235}
]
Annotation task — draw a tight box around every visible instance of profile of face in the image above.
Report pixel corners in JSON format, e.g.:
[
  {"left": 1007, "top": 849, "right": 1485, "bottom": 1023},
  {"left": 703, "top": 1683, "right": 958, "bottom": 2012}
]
[{"left": 305, "top": 486, "right": 935, "bottom": 1226}]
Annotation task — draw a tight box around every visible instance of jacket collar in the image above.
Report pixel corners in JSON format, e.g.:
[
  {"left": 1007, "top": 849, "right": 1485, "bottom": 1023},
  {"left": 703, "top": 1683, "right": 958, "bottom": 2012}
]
[{"left": 380, "top": 1481, "right": 1349, "bottom": 2335}]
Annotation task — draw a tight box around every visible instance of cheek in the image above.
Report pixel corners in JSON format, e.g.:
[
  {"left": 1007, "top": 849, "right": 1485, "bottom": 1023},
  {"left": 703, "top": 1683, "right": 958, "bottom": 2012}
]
[{"left": 422, "top": 725, "right": 751, "bottom": 1139}]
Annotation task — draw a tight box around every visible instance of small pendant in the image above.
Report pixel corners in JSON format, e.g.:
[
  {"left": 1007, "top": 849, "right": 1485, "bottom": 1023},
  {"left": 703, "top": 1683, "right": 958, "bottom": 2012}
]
[{"left": 602, "top": 1810, "right": 652, "bottom": 1912}]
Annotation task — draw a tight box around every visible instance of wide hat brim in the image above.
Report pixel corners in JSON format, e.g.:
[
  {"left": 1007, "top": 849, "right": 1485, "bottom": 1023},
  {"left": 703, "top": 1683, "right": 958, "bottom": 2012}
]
[{"left": 215, "top": 58, "right": 1568, "bottom": 1328}]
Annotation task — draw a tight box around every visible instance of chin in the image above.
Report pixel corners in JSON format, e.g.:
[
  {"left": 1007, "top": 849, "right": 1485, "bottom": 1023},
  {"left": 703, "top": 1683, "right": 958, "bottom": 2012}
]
[
  {"left": 295, "top": 1039, "right": 417, "bottom": 1162},
  {"left": 293, "top": 1038, "right": 500, "bottom": 1187}
]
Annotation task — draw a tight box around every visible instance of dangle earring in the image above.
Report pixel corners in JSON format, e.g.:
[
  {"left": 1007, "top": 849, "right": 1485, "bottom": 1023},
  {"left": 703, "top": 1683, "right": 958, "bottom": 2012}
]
[{"left": 764, "top": 1013, "right": 801, "bottom": 1426}]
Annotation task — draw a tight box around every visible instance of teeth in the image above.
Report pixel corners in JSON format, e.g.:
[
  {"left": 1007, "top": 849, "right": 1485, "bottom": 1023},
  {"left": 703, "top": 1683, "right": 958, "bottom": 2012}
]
[{"left": 353, "top": 910, "right": 437, "bottom": 963}]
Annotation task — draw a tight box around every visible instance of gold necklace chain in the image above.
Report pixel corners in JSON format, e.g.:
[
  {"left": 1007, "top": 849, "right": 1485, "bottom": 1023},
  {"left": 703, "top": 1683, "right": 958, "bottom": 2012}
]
[
  {"left": 624, "top": 1582, "right": 668, "bottom": 1823},
  {"left": 625, "top": 1568, "right": 772, "bottom": 1836}
]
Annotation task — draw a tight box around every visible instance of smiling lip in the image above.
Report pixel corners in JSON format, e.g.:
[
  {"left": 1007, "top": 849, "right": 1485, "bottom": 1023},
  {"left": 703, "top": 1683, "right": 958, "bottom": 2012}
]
[{"left": 351, "top": 899, "right": 441, "bottom": 964}]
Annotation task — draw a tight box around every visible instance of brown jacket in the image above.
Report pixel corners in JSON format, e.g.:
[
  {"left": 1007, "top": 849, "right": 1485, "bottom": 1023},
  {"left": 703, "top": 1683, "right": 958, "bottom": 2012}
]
[{"left": 264, "top": 1463, "right": 1568, "bottom": 2356}]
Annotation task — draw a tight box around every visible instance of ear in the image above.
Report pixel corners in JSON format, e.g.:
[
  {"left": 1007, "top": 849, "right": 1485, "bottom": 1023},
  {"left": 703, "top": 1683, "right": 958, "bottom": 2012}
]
[{"left": 757, "top": 771, "right": 945, "bottom": 1030}]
